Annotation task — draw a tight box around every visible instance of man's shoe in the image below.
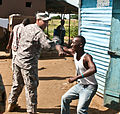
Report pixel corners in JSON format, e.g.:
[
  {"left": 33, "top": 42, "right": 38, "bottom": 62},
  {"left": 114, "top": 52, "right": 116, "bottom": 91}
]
[{"left": 7, "top": 103, "right": 20, "bottom": 112}]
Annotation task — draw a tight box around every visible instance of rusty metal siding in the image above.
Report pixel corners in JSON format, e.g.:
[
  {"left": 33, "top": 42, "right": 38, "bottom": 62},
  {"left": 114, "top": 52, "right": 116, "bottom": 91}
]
[{"left": 79, "top": 6, "right": 112, "bottom": 96}]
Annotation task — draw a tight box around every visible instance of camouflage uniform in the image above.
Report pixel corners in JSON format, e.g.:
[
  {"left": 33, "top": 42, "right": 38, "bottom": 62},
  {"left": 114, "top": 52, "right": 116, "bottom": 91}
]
[
  {"left": 0, "top": 74, "right": 6, "bottom": 113},
  {"left": 8, "top": 23, "right": 60, "bottom": 113},
  {"left": 12, "top": 23, "right": 24, "bottom": 71}
]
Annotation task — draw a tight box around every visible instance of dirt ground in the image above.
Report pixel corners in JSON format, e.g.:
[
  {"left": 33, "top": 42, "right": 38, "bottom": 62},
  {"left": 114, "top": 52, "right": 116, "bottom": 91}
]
[{"left": 0, "top": 52, "right": 118, "bottom": 114}]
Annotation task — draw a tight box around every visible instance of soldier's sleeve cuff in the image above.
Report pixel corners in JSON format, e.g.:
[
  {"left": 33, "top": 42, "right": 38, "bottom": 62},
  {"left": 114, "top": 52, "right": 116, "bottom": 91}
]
[{"left": 53, "top": 36, "right": 61, "bottom": 45}]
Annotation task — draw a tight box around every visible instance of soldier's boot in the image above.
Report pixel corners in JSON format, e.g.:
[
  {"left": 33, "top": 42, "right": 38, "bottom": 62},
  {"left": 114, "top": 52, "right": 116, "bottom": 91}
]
[
  {"left": 28, "top": 105, "right": 37, "bottom": 114},
  {"left": 7, "top": 103, "right": 20, "bottom": 112}
]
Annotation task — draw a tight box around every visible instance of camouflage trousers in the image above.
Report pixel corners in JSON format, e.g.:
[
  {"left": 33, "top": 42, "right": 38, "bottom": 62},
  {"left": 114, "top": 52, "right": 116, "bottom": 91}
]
[
  {"left": 8, "top": 64, "right": 39, "bottom": 113},
  {"left": 11, "top": 50, "right": 17, "bottom": 71},
  {"left": 0, "top": 74, "right": 6, "bottom": 113}
]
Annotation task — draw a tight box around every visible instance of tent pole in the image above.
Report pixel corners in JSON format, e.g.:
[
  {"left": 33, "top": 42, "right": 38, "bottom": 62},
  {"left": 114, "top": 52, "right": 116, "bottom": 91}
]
[
  {"left": 68, "top": 13, "right": 71, "bottom": 47},
  {"left": 78, "top": 0, "right": 81, "bottom": 35},
  {"left": 47, "top": 25, "right": 48, "bottom": 35}
]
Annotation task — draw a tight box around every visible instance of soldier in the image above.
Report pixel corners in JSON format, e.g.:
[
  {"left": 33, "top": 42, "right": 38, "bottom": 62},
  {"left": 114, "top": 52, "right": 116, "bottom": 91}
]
[
  {"left": 0, "top": 74, "right": 6, "bottom": 114},
  {"left": 7, "top": 12, "right": 65, "bottom": 114}
]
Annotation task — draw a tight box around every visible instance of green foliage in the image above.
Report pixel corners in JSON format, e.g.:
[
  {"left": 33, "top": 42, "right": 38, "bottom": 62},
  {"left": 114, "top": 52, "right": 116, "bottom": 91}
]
[
  {"left": 51, "top": 15, "right": 66, "bottom": 19},
  {"left": 65, "top": 25, "right": 78, "bottom": 38},
  {"left": 44, "top": 29, "right": 53, "bottom": 40},
  {"left": 51, "top": 15, "right": 61, "bottom": 19},
  {"left": 65, "top": 19, "right": 78, "bottom": 38},
  {"left": 70, "top": 14, "right": 78, "bottom": 19}
]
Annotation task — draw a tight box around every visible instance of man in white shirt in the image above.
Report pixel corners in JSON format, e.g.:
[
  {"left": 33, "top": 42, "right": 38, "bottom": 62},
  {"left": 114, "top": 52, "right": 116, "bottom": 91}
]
[{"left": 61, "top": 35, "right": 98, "bottom": 114}]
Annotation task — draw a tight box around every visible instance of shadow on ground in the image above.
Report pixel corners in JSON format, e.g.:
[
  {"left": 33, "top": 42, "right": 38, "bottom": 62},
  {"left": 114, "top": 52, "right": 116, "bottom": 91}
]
[
  {"left": 38, "top": 76, "right": 69, "bottom": 81},
  {"left": 15, "top": 106, "right": 118, "bottom": 114},
  {"left": 39, "top": 56, "right": 67, "bottom": 60}
]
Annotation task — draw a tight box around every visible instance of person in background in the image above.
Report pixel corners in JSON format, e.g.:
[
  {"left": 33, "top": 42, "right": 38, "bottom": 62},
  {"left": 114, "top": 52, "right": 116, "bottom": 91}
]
[
  {"left": 0, "top": 74, "right": 6, "bottom": 114},
  {"left": 54, "top": 19, "right": 65, "bottom": 45},
  {"left": 6, "top": 18, "right": 30, "bottom": 70},
  {"left": 61, "top": 35, "right": 98, "bottom": 114},
  {"left": 7, "top": 12, "right": 65, "bottom": 114}
]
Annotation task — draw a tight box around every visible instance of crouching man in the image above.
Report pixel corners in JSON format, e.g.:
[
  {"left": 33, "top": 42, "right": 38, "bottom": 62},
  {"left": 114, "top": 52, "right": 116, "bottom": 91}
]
[{"left": 61, "top": 36, "right": 98, "bottom": 114}]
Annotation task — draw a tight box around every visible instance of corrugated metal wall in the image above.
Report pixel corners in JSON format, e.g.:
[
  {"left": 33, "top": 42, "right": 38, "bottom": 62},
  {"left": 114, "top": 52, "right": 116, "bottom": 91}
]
[{"left": 79, "top": 3, "right": 112, "bottom": 96}]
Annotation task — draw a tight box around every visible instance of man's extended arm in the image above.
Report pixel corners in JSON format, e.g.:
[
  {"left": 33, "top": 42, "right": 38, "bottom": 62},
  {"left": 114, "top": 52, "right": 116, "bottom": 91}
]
[
  {"left": 55, "top": 45, "right": 66, "bottom": 56},
  {"left": 62, "top": 46, "right": 74, "bottom": 56}
]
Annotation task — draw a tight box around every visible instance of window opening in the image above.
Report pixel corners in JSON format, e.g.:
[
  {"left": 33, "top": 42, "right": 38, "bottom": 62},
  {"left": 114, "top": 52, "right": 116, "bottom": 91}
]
[
  {"left": 97, "top": 0, "right": 110, "bottom": 7},
  {"left": 0, "top": 0, "right": 2, "bottom": 5},
  {"left": 26, "top": 2, "right": 32, "bottom": 7}
]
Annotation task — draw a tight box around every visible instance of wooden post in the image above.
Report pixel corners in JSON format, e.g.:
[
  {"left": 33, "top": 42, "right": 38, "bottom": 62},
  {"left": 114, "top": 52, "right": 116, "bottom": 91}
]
[
  {"left": 78, "top": 0, "right": 81, "bottom": 35},
  {"left": 68, "top": 14, "right": 71, "bottom": 47}
]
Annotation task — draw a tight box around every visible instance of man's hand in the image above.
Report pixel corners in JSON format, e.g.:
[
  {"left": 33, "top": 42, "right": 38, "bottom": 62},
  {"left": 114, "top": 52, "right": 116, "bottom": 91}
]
[
  {"left": 6, "top": 44, "right": 11, "bottom": 50},
  {"left": 55, "top": 45, "right": 66, "bottom": 57},
  {"left": 68, "top": 76, "right": 77, "bottom": 83},
  {"left": 58, "top": 50, "right": 66, "bottom": 57}
]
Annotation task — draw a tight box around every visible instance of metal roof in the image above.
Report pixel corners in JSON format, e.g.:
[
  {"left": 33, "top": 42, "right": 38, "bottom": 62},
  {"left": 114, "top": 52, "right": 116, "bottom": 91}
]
[{"left": 46, "top": 0, "right": 78, "bottom": 14}]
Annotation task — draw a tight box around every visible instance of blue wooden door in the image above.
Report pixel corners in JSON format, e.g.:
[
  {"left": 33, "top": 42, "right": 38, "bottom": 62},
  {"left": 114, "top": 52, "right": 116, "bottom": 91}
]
[{"left": 104, "top": 0, "right": 120, "bottom": 111}]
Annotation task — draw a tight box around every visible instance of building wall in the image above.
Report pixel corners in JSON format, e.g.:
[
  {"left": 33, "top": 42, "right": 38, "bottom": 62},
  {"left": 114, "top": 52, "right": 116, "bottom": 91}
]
[
  {"left": 0, "top": 0, "right": 46, "bottom": 18},
  {"left": 79, "top": 0, "right": 112, "bottom": 97}
]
